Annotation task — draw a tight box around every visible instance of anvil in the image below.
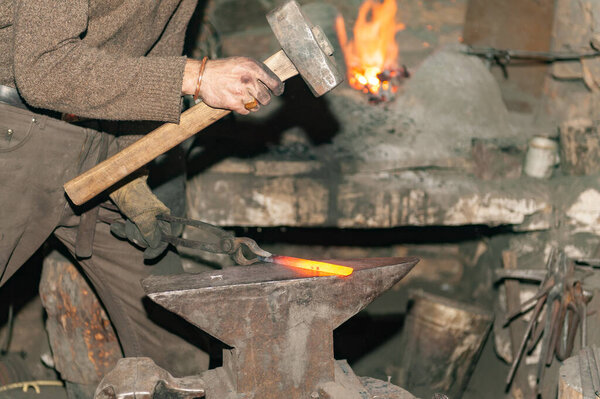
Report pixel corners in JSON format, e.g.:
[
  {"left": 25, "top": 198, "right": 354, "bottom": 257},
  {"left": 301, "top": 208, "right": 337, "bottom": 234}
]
[{"left": 142, "top": 257, "right": 418, "bottom": 399}]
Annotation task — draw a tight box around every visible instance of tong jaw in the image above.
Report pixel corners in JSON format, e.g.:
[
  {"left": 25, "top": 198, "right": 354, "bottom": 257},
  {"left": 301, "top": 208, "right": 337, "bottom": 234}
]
[
  {"left": 157, "top": 215, "right": 271, "bottom": 265},
  {"left": 231, "top": 237, "right": 272, "bottom": 265}
]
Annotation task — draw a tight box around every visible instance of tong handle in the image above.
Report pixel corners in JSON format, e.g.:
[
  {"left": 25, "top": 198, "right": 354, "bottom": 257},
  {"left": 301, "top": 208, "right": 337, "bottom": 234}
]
[{"left": 157, "top": 214, "right": 235, "bottom": 254}]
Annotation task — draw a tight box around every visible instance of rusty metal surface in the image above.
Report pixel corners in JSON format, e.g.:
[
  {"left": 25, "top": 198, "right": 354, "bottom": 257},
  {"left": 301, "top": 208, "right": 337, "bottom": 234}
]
[
  {"left": 95, "top": 357, "right": 205, "bottom": 399},
  {"left": 143, "top": 256, "right": 418, "bottom": 399},
  {"left": 39, "top": 251, "right": 121, "bottom": 385},
  {"left": 267, "top": 0, "right": 343, "bottom": 97}
]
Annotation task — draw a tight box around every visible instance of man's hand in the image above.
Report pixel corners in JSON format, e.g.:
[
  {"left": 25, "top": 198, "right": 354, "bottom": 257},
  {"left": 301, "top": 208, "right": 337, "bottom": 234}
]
[
  {"left": 182, "top": 57, "right": 284, "bottom": 115},
  {"left": 109, "top": 176, "right": 171, "bottom": 260}
]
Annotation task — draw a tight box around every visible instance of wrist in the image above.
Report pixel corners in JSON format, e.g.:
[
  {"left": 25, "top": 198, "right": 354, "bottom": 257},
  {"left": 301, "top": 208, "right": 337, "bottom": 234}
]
[{"left": 182, "top": 59, "right": 202, "bottom": 96}]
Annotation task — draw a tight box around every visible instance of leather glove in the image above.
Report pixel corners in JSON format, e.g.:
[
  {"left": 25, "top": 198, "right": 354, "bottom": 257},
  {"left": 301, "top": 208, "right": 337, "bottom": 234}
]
[{"left": 109, "top": 175, "right": 171, "bottom": 259}]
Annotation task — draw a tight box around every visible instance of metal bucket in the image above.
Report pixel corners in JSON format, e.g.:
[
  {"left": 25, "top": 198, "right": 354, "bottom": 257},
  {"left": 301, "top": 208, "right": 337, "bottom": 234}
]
[{"left": 396, "top": 290, "right": 493, "bottom": 398}]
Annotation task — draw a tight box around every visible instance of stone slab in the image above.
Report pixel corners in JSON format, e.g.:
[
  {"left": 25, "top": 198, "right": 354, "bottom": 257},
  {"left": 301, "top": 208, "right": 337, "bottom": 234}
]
[{"left": 187, "top": 158, "right": 554, "bottom": 229}]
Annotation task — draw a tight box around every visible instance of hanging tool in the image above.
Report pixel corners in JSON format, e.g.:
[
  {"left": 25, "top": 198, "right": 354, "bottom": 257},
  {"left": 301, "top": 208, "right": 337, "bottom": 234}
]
[
  {"left": 495, "top": 248, "right": 593, "bottom": 393},
  {"left": 464, "top": 46, "right": 600, "bottom": 79}
]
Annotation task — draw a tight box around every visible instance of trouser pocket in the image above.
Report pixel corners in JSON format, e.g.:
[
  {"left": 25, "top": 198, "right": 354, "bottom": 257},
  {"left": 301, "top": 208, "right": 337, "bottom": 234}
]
[{"left": 0, "top": 106, "right": 37, "bottom": 152}]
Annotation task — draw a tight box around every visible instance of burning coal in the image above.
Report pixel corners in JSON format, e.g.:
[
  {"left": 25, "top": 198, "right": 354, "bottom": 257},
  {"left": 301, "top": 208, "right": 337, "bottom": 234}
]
[{"left": 335, "top": 0, "right": 408, "bottom": 102}]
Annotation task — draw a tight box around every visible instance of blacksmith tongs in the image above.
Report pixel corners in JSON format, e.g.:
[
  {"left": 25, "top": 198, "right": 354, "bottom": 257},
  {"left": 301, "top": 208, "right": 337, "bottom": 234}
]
[{"left": 157, "top": 214, "right": 271, "bottom": 265}]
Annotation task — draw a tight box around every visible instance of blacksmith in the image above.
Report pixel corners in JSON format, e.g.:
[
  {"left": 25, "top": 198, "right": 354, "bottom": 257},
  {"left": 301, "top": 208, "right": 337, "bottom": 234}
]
[{"left": 0, "top": 0, "right": 283, "bottom": 397}]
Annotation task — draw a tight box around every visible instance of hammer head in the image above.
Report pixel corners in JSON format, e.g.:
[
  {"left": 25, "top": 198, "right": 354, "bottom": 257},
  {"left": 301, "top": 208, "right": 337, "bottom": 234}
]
[{"left": 267, "top": 0, "right": 344, "bottom": 97}]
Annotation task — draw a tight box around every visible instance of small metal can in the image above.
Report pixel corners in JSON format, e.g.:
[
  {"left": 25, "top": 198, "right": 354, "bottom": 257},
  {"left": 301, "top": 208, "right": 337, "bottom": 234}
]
[
  {"left": 523, "top": 136, "right": 559, "bottom": 178},
  {"left": 396, "top": 290, "right": 493, "bottom": 398}
]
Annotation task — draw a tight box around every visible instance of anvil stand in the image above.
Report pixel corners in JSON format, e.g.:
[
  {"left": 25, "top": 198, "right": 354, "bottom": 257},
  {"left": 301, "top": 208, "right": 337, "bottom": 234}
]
[{"left": 142, "top": 257, "right": 419, "bottom": 399}]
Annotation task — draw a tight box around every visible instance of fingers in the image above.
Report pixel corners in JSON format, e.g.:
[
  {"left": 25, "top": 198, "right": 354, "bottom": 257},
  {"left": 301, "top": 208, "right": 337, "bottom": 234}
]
[
  {"left": 238, "top": 58, "right": 283, "bottom": 114},
  {"left": 110, "top": 222, "right": 127, "bottom": 239},
  {"left": 252, "top": 60, "right": 285, "bottom": 96},
  {"left": 109, "top": 216, "right": 171, "bottom": 260},
  {"left": 240, "top": 64, "right": 282, "bottom": 114},
  {"left": 110, "top": 220, "right": 147, "bottom": 248},
  {"left": 236, "top": 100, "right": 252, "bottom": 115},
  {"left": 243, "top": 85, "right": 267, "bottom": 114},
  {"left": 243, "top": 95, "right": 261, "bottom": 113},
  {"left": 143, "top": 241, "right": 169, "bottom": 260},
  {"left": 252, "top": 82, "right": 271, "bottom": 106},
  {"left": 198, "top": 56, "right": 284, "bottom": 114}
]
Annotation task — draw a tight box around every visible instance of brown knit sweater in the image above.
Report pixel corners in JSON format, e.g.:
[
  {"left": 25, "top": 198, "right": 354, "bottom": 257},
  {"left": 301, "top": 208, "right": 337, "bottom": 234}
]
[{"left": 0, "top": 0, "right": 198, "bottom": 122}]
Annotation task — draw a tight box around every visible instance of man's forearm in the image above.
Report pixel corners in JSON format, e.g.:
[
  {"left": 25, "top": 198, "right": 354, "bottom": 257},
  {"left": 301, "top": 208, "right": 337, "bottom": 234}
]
[{"left": 13, "top": 0, "right": 187, "bottom": 123}]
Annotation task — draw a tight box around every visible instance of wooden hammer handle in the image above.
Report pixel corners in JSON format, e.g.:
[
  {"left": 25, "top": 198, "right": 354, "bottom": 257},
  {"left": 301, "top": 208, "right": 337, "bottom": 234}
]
[{"left": 64, "top": 50, "right": 298, "bottom": 205}]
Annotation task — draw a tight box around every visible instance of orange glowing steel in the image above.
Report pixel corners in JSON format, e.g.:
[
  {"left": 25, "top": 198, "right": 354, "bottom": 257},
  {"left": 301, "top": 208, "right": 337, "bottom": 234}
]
[
  {"left": 266, "top": 255, "right": 353, "bottom": 276},
  {"left": 335, "top": 0, "right": 404, "bottom": 95}
]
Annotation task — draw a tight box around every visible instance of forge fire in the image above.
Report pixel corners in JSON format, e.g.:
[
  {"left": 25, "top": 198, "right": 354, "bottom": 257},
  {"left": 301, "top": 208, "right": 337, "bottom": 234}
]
[
  {"left": 2, "top": 0, "right": 600, "bottom": 398},
  {"left": 336, "top": 0, "right": 409, "bottom": 101}
]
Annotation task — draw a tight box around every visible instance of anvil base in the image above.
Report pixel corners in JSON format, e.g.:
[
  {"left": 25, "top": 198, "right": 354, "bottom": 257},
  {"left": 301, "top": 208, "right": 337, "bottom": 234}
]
[{"left": 201, "top": 360, "right": 416, "bottom": 399}]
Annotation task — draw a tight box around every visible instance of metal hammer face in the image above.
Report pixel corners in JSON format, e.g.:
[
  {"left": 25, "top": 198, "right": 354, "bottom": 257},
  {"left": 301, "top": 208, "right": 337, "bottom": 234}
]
[{"left": 267, "top": 0, "right": 344, "bottom": 97}]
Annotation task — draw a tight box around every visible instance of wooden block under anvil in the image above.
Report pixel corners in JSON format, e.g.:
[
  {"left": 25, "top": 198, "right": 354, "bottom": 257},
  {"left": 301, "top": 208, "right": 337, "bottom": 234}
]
[{"left": 142, "top": 257, "right": 419, "bottom": 399}]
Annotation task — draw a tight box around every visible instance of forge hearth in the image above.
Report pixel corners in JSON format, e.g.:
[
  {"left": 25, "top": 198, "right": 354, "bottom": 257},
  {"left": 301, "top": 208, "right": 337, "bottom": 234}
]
[
  {"left": 187, "top": 2, "right": 554, "bottom": 232},
  {"left": 186, "top": 45, "right": 550, "bottom": 231}
]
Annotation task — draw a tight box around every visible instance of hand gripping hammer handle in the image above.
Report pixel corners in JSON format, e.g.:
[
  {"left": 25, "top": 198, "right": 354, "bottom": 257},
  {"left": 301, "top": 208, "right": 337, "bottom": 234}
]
[{"left": 63, "top": 51, "right": 298, "bottom": 205}]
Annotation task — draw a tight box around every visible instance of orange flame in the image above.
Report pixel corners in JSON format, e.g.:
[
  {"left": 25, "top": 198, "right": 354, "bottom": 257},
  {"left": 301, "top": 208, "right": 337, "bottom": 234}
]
[
  {"left": 335, "top": 0, "right": 404, "bottom": 94},
  {"left": 267, "top": 255, "right": 353, "bottom": 277}
]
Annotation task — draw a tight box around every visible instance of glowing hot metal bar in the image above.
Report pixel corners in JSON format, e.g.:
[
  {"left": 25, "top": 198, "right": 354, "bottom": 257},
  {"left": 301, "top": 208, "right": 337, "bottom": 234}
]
[{"left": 259, "top": 255, "right": 354, "bottom": 276}]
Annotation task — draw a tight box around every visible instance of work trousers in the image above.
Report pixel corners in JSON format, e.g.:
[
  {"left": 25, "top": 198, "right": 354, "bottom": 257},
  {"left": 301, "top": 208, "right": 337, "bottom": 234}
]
[{"left": 0, "top": 103, "right": 208, "bottom": 385}]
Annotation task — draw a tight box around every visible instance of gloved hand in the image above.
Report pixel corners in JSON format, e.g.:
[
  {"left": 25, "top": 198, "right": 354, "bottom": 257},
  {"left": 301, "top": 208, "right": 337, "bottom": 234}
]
[{"left": 109, "top": 175, "right": 171, "bottom": 259}]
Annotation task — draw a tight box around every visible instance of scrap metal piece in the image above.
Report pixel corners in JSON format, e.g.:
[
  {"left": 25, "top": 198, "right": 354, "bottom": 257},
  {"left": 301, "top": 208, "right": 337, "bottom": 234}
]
[
  {"left": 94, "top": 358, "right": 205, "bottom": 399},
  {"left": 143, "top": 257, "right": 418, "bottom": 399},
  {"left": 267, "top": 0, "right": 343, "bottom": 96}
]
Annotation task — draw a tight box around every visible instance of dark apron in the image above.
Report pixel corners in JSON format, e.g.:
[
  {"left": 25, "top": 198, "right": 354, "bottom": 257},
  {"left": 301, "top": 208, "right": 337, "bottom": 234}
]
[
  {"left": 0, "top": 102, "right": 112, "bottom": 286},
  {"left": 0, "top": 103, "right": 206, "bottom": 380}
]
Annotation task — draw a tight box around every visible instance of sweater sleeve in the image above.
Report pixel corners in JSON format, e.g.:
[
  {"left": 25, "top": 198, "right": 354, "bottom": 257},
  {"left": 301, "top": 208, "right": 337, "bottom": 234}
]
[
  {"left": 13, "top": 0, "right": 185, "bottom": 122},
  {"left": 149, "top": 0, "right": 198, "bottom": 57}
]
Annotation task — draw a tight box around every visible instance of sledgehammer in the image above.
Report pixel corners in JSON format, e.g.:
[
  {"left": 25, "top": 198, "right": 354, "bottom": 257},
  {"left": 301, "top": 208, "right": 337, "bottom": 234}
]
[{"left": 64, "top": 0, "right": 343, "bottom": 205}]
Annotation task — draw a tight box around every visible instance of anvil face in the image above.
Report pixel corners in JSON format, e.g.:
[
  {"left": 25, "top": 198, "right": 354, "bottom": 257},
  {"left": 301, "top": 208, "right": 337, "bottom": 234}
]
[{"left": 142, "top": 257, "right": 418, "bottom": 399}]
